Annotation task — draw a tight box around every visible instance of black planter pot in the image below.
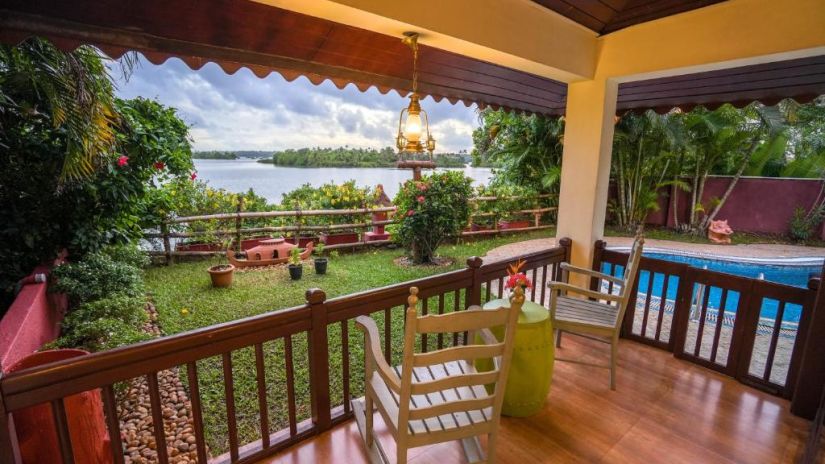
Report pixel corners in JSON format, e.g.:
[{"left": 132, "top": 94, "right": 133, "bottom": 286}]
[
  {"left": 288, "top": 264, "right": 303, "bottom": 280},
  {"left": 314, "top": 258, "right": 328, "bottom": 275}
]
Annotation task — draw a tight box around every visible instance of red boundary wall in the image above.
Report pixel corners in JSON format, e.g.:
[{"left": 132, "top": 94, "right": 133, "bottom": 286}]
[
  {"left": 626, "top": 176, "right": 824, "bottom": 238},
  {"left": 0, "top": 257, "right": 67, "bottom": 372}
]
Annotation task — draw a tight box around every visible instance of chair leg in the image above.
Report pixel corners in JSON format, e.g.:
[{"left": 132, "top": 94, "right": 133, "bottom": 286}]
[
  {"left": 487, "top": 432, "right": 498, "bottom": 464},
  {"left": 555, "top": 330, "right": 562, "bottom": 348},
  {"left": 397, "top": 443, "right": 407, "bottom": 464},
  {"left": 365, "top": 393, "right": 374, "bottom": 447},
  {"left": 609, "top": 338, "right": 618, "bottom": 390}
]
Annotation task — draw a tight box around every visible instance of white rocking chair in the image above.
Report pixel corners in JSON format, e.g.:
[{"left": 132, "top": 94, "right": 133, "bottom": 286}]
[{"left": 352, "top": 286, "right": 524, "bottom": 464}]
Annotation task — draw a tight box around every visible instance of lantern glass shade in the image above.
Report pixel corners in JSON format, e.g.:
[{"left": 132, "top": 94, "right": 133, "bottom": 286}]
[{"left": 404, "top": 111, "right": 422, "bottom": 143}]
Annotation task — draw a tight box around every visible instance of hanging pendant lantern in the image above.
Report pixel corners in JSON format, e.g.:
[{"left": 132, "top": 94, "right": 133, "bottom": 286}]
[{"left": 396, "top": 32, "right": 436, "bottom": 178}]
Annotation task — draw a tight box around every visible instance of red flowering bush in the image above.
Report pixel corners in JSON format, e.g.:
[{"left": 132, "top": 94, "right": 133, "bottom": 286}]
[{"left": 393, "top": 171, "right": 472, "bottom": 264}]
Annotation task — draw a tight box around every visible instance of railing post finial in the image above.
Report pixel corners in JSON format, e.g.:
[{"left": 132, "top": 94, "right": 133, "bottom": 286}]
[{"left": 466, "top": 256, "right": 483, "bottom": 269}]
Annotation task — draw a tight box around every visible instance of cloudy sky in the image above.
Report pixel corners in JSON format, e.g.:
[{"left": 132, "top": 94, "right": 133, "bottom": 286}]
[{"left": 113, "top": 56, "right": 479, "bottom": 153}]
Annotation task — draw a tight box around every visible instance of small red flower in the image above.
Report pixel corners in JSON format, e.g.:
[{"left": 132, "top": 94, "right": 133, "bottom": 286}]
[
  {"left": 416, "top": 182, "right": 429, "bottom": 192},
  {"left": 117, "top": 155, "right": 129, "bottom": 167},
  {"left": 406, "top": 209, "right": 415, "bottom": 217},
  {"left": 416, "top": 195, "right": 425, "bottom": 204},
  {"left": 190, "top": 172, "right": 197, "bottom": 180},
  {"left": 153, "top": 161, "right": 166, "bottom": 170},
  {"left": 505, "top": 272, "right": 532, "bottom": 289}
]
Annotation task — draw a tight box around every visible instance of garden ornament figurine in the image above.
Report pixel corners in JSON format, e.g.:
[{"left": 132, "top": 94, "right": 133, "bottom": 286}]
[{"left": 708, "top": 219, "right": 733, "bottom": 244}]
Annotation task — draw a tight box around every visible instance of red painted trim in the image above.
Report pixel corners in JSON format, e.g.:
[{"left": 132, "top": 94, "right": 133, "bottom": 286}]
[{"left": 0, "top": 257, "right": 68, "bottom": 373}]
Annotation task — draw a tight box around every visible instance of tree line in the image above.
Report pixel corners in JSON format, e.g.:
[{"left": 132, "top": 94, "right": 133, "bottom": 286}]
[{"left": 260, "top": 146, "right": 469, "bottom": 168}]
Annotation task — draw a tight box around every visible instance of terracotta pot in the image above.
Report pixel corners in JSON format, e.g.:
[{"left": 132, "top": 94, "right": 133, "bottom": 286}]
[
  {"left": 288, "top": 264, "right": 303, "bottom": 280},
  {"left": 314, "top": 258, "right": 328, "bottom": 275},
  {"left": 208, "top": 264, "right": 235, "bottom": 287},
  {"left": 498, "top": 220, "right": 531, "bottom": 230},
  {"left": 320, "top": 232, "right": 360, "bottom": 246}
]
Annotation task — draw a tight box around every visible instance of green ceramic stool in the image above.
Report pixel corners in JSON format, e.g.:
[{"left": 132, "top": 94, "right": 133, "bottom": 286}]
[{"left": 475, "top": 298, "right": 554, "bottom": 417}]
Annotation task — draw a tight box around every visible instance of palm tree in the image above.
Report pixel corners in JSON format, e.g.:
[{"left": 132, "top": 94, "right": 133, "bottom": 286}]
[
  {"left": 0, "top": 38, "right": 130, "bottom": 185},
  {"left": 610, "top": 110, "right": 683, "bottom": 231},
  {"left": 483, "top": 111, "right": 565, "bottom": 192}
]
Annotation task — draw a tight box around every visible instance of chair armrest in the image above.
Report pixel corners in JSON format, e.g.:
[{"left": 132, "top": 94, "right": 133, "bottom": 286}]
[
  {"left": 548, "top": 281, "right": 623, "bottom": 302},
  {"left": 354, "top": 315, "right": 401, "bottom": 393},
  {"left": 477, "top": 328, "right": 501, "bottom": 370},
  {"left": 560, "top": 262, "right": 623, "bottom": 285}
]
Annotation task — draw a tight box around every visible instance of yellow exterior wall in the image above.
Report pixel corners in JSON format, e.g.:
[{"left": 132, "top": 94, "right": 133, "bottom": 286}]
[{"left": 555, "top": 79, "right": 618, "bottom": 276}]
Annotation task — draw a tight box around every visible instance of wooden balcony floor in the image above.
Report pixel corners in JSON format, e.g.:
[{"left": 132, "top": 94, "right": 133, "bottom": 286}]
[{"left": 264, "top": 335, "right": 821, "bottom": 464}]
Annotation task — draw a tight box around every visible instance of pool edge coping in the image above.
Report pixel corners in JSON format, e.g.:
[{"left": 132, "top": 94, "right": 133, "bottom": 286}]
[{"left": 606, "top": 246, "right": 825, "bottom": 267}]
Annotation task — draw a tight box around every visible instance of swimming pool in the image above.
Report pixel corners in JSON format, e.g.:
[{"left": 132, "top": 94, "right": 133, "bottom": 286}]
[{"left": 601, "top": 249, "right": 823, "bottom": 323}]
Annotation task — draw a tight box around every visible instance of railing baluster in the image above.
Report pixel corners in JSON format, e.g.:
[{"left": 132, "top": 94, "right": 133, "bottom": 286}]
[
  {"left": 693, "top": 285, "right": 712, "bottom": 358},
  {"left": 640, "top": 271, "right": 655, "bottom": 337},
  {"left": 0, "top": 397, "right": 22, "bottom": 464},
  {"left": 186, "top": 362, "right": 209, "bottom": 463},
  {"left": 710, "top": 289, "right": 729, "bottom": 364},
  {"left": 485, "top": 280, "right": 492, "bottom": 302},
  {"left": 51, "top": 398, "right": 75, "bottom": 464},
  {"left": 341, "top": 320, "right": 351, "bottom": 414},
  {"left": 222, "top": 353, "right": 240, "bottom": 461},
  {"left": 763, "top": 301, "right": 787, "bottom": 382},
  {"left": 146, "top": 372, "right": 169, "bottom": 464},
  {"left": 437, "top": 294, "right": 445, "bottom": 349},
  {"left": 530, "top": 267, "right": 538, "bottom": 302},
  {"left": 540, "top": 265, "right": 548, "bottom": 306},
  {"left": 384, "top": 308, "right": 392, "bottom": 364},
  {"left": 254, "top": 343, "right": 270, "bottom": 448},
  {"left": 102, "top": 385, "right": 126, "bottom": 464},
  {"left": 284, "top": 336, "right": 298, "bottom": 436},
  {"left": 497, "top": 277, "right": 504, "bottom": 299},
  {"left": 655, "top": 274, "right": 670, "bottom": 342}
]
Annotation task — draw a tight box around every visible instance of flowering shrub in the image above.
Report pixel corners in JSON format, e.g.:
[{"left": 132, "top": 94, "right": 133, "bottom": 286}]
[
  {"left": 394, "top": 171, "right": 473, "bottom": 264},
  {"left": 281, "top": 181, "right": 376, "bottom": 233}
]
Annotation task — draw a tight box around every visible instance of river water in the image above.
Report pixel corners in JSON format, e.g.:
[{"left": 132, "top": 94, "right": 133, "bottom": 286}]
[{"left": 193, "top": 159, "right": 493, "bottom": 202}]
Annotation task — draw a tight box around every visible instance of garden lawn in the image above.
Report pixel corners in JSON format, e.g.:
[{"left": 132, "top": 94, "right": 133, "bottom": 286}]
[{"left": 143, "top": 230, "right": 552, "bottom": 455}]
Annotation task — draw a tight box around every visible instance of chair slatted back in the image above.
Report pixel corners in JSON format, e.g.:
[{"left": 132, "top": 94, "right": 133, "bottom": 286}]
[
  {"left": 396, "top": 286, "right": 524, "bottom": 435},
  {"left": 615, "top": 235, "right": 645, "bottom": 329}
]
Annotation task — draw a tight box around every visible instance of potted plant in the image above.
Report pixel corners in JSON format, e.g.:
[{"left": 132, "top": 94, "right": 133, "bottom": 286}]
[
  {"left": 288, "top": 247, "right": 303, "bottom": 280},
  {"left": 313, "top": 242, "right": 328, "bottom": 275},
  {"left": 207, "top": 239, "right": 235, "bottom": 288}
]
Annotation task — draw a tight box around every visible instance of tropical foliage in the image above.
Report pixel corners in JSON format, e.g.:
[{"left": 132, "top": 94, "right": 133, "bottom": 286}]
[
  {"left": 472, "top": 110, "right": 564, "bottom": 192},
  {"left": 0, "top": 39, "right": 194, "bottom": 308},
  {"left": 394, "top": 171, "right": 473, "bottom": 264}
]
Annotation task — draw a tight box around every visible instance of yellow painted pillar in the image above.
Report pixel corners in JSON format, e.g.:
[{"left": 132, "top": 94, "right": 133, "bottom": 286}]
[{"left": 555, "top": 78, "right": 618, "bottom": 283}]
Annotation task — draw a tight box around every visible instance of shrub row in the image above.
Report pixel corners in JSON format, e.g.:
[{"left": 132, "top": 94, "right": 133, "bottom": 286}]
[{"left": 48, "top": 244, "right": 151, "bottom": 352}]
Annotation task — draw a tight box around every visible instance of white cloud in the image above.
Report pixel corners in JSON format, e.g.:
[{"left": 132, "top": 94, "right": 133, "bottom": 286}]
[{"left": 113, "top": 56, "right": 478, "bottom": 152}]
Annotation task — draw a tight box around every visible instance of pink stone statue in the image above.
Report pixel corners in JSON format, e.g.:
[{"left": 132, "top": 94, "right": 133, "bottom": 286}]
[{"left": 708, "top": 219, "right": 733, "bottom": 244}]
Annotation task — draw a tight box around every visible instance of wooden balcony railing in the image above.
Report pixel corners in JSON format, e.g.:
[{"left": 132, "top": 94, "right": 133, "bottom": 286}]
[
  {"left": 0, "top": 240, "right": 571, "bottom": 464},
  {"left": 592, "top": 240, "right": 821, "bottom": 398}
]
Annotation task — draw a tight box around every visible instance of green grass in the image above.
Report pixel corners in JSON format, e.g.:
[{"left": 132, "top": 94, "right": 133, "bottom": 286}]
[{"left": 144, "top": 230, "right": 552, "bottom": 454}]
